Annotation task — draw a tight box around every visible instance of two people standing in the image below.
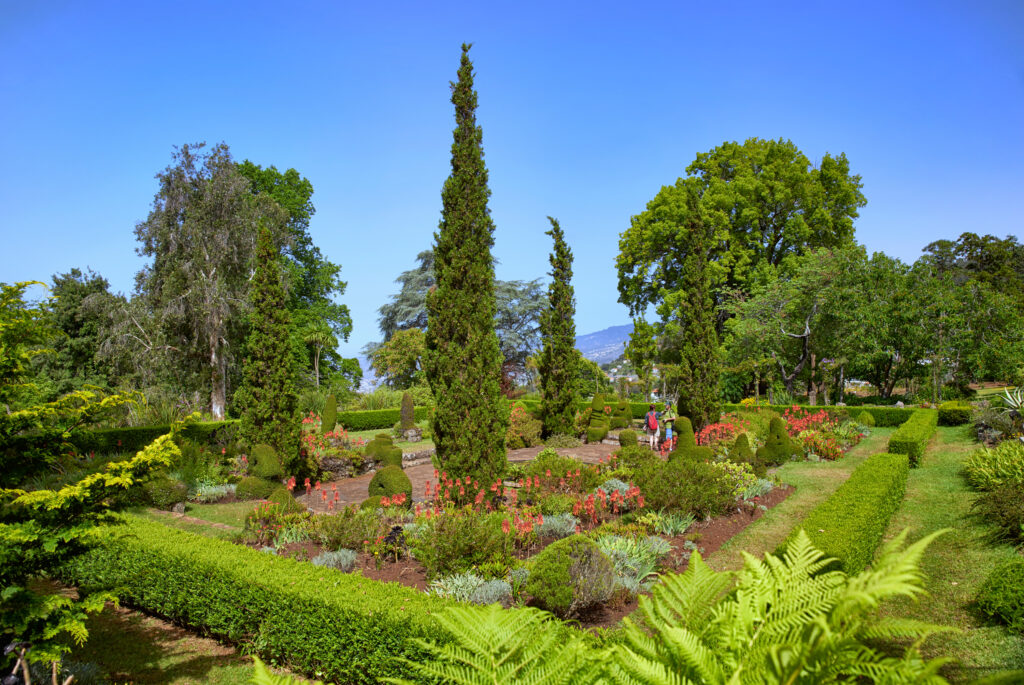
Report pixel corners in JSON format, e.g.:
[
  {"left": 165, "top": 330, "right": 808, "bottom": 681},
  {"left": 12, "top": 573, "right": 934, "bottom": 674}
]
[{"left": 644, "top": 403, "right": 676, "bottom": 450}]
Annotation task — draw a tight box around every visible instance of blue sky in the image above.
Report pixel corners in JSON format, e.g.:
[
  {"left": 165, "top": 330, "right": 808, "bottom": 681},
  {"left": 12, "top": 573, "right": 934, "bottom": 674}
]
[{"left": 2, "top": 1, "right": 1022, "bottom": 361}]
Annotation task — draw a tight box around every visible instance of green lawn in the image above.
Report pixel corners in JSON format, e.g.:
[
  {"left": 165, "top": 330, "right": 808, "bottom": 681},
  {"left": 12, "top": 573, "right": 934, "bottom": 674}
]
[
  {"left": 876, "top": 427, "right": 1024, "bottom": 681},
  {"left": 134, "top": 509, "right": 238, "bottom": 540},
  {"left": 183, "top": 500, "right": 255, "bottom": 529},
  {"left": 345, "top": 421, "right": 435, "bottom": 453},
  {"left": 706, "top": 427, "right": 894, "bottom": 572}
]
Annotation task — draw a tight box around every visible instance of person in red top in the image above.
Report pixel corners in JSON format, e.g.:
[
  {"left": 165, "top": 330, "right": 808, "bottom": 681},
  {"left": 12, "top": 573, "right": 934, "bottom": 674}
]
[{"left": 645, "top": 404, "right": 660, "bottom": 449}]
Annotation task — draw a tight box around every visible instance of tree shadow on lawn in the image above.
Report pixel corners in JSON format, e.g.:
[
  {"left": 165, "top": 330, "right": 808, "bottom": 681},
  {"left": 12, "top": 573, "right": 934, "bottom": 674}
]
[{"left": 72, "top": 603, "right": 253, "bottom": 684}]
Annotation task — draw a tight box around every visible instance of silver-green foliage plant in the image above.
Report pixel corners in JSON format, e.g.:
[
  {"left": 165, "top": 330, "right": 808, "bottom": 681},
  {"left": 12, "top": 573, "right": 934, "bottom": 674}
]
[
  {"left": 428, "top": 571, "right": 486, "bottom": 602},
  {"left": 312, "top": 549, "right": 357, "bottom": 572},
  {"left": 391, "top": 529, "right": 969, "bottom": 684},
  {"left": 535, "top": 513, "right": 578, "bottom": 539},
  {"left": 469, "top": 579, "right": 512, "bottom": 606},
  {"left": 595, "top": 535, "right": 670, "bottom": 593}
]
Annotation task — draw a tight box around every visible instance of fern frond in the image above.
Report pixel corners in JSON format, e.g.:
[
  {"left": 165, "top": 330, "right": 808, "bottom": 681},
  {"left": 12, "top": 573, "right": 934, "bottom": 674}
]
[
  {"left": 636, "top": 550, "right": 734, "bottom": 635},
  {"left": 606, "top": 644, "right": 700, "bottom": 685},
  {"left": 250, "top": 656, "right": 326, "bottom": 685}
]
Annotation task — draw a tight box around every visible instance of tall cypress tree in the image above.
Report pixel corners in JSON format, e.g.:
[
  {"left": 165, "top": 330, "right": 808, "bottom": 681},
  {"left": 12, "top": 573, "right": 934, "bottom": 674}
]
[
  {"left": 676, "top": 180, "right": 720, "bottom": 429},
  {"left": 236, "top": 223, "right": 301, "bottom": 470},
  {"left": 538, "top": 216, "right": 579, "bottom": 436},
  {"left": 424, "top": 44, "right": 508, "bottom": 483}
]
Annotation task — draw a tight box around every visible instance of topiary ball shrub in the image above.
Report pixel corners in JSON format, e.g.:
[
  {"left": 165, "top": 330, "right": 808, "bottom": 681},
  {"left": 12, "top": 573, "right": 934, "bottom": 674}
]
[
  {"left": 250, "top": 443, "right": 284, "bottom": 480},
  {"left": 379, "top": 446, "right": 404, "bottom": 469},
  {"left": 144, "top": 475, "right": 187, "bottom": 510},
  {"left": 857, "top": 410, "right": 876, "bottom": 427},
  {"left": 756, "top": 417, "right": 800, "bottom": 466},
  {"left": 977, "top": 557, "right": 1024, "bottom": 633},
  {"left": 587, "top": 426, "right": 608, "bottom": 444},
  {"left": 618, "top": 429, "right": 638, "bottom": 447},
  {"left": 367, "top": 465, "right": 412, "bottom": 503},
  {"left": 267, "top": 486, "right": 306, "bottom": 514},
  {"left": 360, "top": 495, "right": 384, "bottom": 511},
  {"left": 236, "top": 476, "right": 277, "bottom": 501},
  {"left": 524, "top": 535, "right": 616, "bottom": 618}
]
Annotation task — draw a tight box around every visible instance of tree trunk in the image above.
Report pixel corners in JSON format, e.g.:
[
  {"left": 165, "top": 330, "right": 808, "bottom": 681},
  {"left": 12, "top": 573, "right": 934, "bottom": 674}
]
[
  {"left": 210, "top": 332, "right": 226, "bottom": 420},
  {"left": 754, "top": 367, "right": 761, "bottom": 404},
  {"left": 808, "top": 354, "right": 818, "bottom": 405},
  {"left": 838, "top": 365, "right": 846, "bottom": 403},
  {"left": 313, "top": 347, "right": 321, "bottom": 388}
]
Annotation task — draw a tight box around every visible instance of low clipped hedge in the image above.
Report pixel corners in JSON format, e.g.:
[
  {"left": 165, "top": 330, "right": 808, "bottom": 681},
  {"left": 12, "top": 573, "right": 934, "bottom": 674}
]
[
  {"left": 938, "top": 401, "right": 972, "bottom": 426},
  {"left": 337, "top": 406, "right": 430, "bottom": 431},
  {"left": 779, "top": 452, "right": 909, "bottom": 575},
  {"left": 977, "top": 557, "right": 1024, "bottom": 634},
  {"left": 886, "top": 409, "right": 938, "bottom": 467},
  {"left": 62, "top": 517, "right": 450, "bottom": 682},
  {"left": 721, "top": 404, "right": 915, "bottom": 427}
]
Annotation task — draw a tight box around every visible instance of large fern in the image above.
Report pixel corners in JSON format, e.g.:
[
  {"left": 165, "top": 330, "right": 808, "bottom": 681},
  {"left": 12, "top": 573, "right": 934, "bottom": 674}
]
[
  {"left": 608, "top": 528, "right": 954, "bottom": 684},
  {"left": 383, "top": 604, "right": 601, "bottom": 685}
]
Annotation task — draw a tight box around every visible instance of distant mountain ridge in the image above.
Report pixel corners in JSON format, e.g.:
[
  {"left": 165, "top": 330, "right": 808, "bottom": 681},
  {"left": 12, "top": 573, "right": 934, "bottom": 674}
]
[{"left": 576, "top": 323, "right": 632, "bottom": 365}]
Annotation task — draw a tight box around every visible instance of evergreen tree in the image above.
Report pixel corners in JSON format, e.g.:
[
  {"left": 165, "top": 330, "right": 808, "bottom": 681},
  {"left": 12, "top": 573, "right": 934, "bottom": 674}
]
[
  {"left": 424, "top": 44, "right": 508, "bottom": 483},
  {"left": 236, "top": 224, "right": 300, "bottom": 471},
  {"left": 674, "top": 180, "right": 720, "bottom": 429},
  {"left": 538, "top": 217, "right": 579, "bottom": 436}
]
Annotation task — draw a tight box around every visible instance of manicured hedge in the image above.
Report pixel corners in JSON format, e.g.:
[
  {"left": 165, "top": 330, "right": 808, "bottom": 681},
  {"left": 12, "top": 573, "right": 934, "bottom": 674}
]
[
  {"left": 721, "top": 404, "right": 916, "bottom": 427},
  {"left": 779, "top": 452, "right": 909, "bottom": 575},
  {"left": 937, "top": 401, "right": 972, "bottom": 426},
  {"left": 337, "top": 406, "right": 430, "bottom": 431},
  {"left": 886, "top": 409, "right": 938, "bottom": 466},
  {"left": 977, "top": 557, "right": 1024, "bottom": 634},
  {"left": 63, "top": 517, "right": 450, "bottom": 683}
]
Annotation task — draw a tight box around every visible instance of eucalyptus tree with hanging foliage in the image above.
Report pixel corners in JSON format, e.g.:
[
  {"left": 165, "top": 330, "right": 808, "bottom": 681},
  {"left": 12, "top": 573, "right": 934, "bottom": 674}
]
[
  {"left": 538, "top": 217, "right": 578, "bottom": 437},
  {"left": 235, "top": 224, "right": 300, "bottom": 469},
  {"left": 424, "top": 44, "right": 508, "bottom": 483}
]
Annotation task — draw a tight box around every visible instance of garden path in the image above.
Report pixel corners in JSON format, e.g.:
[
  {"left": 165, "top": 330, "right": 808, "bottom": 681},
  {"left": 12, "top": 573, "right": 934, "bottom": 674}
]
[{"left": 301, "top": 444, "right": 619, "bottom": 511}]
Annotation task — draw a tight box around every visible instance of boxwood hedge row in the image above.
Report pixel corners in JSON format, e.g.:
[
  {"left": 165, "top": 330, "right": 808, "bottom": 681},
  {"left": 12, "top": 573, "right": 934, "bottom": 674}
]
[
  {"left": 886, "top": 409, "right": 938, "bottom": 466},
  {"left": 63, "top": 517, "right": 450, "bottom": 683},
  {"left": 937, "top": 401, "right": 972, "bottom": 426},
  {"left": 721, "top": 403, "right": 916, "bottom": 427},
  {"left": 779, "top": 452, "right": 909, "bottom": 575}
]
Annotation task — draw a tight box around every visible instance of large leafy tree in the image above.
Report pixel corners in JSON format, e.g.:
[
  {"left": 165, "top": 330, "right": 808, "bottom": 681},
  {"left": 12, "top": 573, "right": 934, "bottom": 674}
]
[
  {"left": 538, "top": 217, "right": 578, "bottom": 437},
  {"left": 236, "top": 162, "right": 355, "bottom": 387},
  {"left": 617, "top": 138, "right": 865, "bottom": 332},
  {"left": 32, "top": 269, "right": 123, "bottom": 398},
  {"left": 371, "top": 327, "right": 426, "bottom": 389},
  {"left": 424, "top": 44, "right": 508, "bottom": 483},
  {"left": 235, "top": 224, "right": 300, "bottom": 465},
  {"left": 132, "top": 142, "right": 286, "bottom": 419},
  {"left": 1, "top": 282, "right": 178, "bottom": 671}
]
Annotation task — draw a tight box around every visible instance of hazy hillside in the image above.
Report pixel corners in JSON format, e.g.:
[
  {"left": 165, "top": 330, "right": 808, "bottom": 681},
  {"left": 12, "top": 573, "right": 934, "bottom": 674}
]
[{"left": 575, "top": 323, "right": 632, "bottom": 365}]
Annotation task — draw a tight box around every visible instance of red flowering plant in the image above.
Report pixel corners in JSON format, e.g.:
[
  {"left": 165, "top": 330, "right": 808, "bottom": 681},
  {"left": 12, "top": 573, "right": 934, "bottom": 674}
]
[
  {"left": 696, "top": 413, "right": 751, "bottom": 452},
  {"left": 782, "top": 406, "right": 836, "bottom": 437},
  {"left": 243, "top": 501, "right": 307, "bottom": 547},
  {"left": 797, "top": 430, "right": 843, "bottom": 461}
]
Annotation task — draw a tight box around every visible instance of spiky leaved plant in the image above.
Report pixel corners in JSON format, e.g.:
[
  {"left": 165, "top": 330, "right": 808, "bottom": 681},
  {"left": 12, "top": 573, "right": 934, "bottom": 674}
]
[{"left": 383, "top": 604, "right": 602, "bottom": 685}]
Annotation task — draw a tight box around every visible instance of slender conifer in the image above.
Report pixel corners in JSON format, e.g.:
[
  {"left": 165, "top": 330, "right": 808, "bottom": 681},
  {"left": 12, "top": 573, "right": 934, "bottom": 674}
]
[
  {"left": 424, "top": 44, "right": 508, "bottom": 483},
  {"left": 237, "top": 224, "right": 301, "bottom": 469},
  {"left": 676, "top": 181, "right": 720, "bottom": 429},
  {"left": 539, "top": 217, "right": 579, "bottom": 436}
]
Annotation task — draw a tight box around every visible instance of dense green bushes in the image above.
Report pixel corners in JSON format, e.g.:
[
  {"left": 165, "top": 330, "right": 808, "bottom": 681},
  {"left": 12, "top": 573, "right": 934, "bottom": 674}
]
[
  {"left": 780, "top": 452, "right": 909, "bottom": 575},
  {"left": 886, "top": 409, "right": 938, "bottom": 466},
  {"left": 367, "top": 465, "right": 412, "bottom": 502},
  {"left": 62, "top": 517, "right": 449, "bottom": 683},
  {"left": 364, "top": 434, "right": 403, "bottom": 467},
  {"left": 722, "top": 404, "right": 915, "bottom": 427},
  {"left": 963, "top": 441, "right": 1024, "bottom": 491},
  {"left": 756, "top": 417, "right": 800, "bottom": 466},
  {"left": 236, "top": 476, "right": 277, "bottom": 500},
  {"left": 856, "top": 410, "right": 876, "bottom": 427},
  {"left": 938, "top": 401, "right": 972, "bottom": 426},
  {"left": 338, "top": 406, "right": 430, "bottom": 431},
  {"left": 618, "top": 429, "right": 637, "bottom": 447},
  {"left": 977, "top": 558, "right": 1024, "bottom": 634},
  {"left": 524, "top": 535, "right": 615, "bottom": 618},
  {"left": 635, "top": 458, "right": 735, "bottom": 518}
]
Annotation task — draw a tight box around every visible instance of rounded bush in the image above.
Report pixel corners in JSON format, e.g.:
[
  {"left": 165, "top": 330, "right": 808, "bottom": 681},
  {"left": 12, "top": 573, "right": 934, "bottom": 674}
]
[
  {"left": 145, "top": 475, "right": 187, "bottom": 510},
  {"left": 379, "top": 446, "right": 403, "bottom": 468},
  {"left": 267, "top": 486, "right": 306, "bottom": 514},
  {"left": 977, "top": 558, "right": 1024, "bottom": 633},
  {"left": 250, "top": 443, "right": 284, "bottom": 480},
  {"left": 636, "top": 458, "right": 735, "bottom": 517},
  {"left": 756, "top": 417, "right": 800, "bottom": 466},
  {"left": 525, "top": 535, "right": 616, "bottom": 618},
  {"left": 360, "top": 495, "right": 384, "bottom": 511},
  {"left": 674, "top": 416, "right": 697, "bottom": 448},
  {"left": 856, "top": 410, "right": 876, "bottom": 427},
  {"left": 587, "top": 427, "right": 608, "bottom": 444},
  {"left": 618, "top": 429, "right": 638, "bottom": 447},
  {"left": 236, "top": 476, "right": 277, "bottom": 501},
  {"left": 367, "top": 465, "right": 412, "bottom": 503}
]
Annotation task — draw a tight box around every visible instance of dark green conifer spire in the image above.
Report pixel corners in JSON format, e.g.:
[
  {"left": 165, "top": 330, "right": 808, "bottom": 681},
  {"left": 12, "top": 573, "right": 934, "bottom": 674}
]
[
  {"left": 539, "top": 216, "right": 579, "bottom": 437},
  {"left": 237, "top": 223, "right": 301, "bottom": 471},
  {"left": 676, "top": 180, "right": 720, "bottom": 429},
  {"left": 424, "top": 44, "right": 508, "bottom": 483}
]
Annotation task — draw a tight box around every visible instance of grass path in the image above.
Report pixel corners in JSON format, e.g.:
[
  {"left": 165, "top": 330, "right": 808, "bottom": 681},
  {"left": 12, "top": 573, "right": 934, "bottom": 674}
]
[
  {"left": 705, "top": 427, "right": 894, "bottom": 571},
  {"left": 876, "top": 426, "right": 1024, "bottom": 681}
]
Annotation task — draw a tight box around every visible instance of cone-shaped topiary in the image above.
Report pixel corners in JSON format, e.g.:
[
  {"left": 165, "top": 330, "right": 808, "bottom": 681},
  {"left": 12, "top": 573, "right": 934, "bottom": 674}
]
[
  {"left": 674, "top": 416, "right": 697, "bottom": 449},
  {"left": 538, "top": 217, "right": 579, "bottom": 438},
  {"left": 368, "top": 465, "right": 412, "bottom": 503},
  {"left": 236, "top": 224, "right": 300, "bottom": 468},
  {"left": 250, "top": 443, "right": 283, "bottom": 480},
  {"left": 730, "top": 432, "right": 766, "bottom": 477},
  {"left": 857, "top": 410, "right": 875, "bottom": 427},
  {"left": 267, "top": 486, "right": 305, "bottom": 514},
  {"left": 400, "top": 392, "right": 416, "bottom": 430},
  {"left": 423, "top": 44, "right": 509, "bottom": 486},
  {"left": 757, "top": 417, "right": 800, "bottom": 466},
  {"left": 322, "top": 394, "right": 337, "bottom": 434}
]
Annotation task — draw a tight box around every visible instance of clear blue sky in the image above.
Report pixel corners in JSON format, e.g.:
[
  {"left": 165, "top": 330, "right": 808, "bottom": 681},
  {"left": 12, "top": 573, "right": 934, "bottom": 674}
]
[{"left": 2, "top": 1, "right": 1022, "bottom": 361}]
